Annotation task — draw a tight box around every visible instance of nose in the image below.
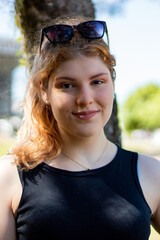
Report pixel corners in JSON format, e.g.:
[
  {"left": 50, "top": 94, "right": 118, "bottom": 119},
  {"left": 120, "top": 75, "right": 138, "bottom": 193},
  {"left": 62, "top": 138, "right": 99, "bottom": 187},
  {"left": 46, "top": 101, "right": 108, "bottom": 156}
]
[{"left": 76, "top": 85, "right": 93, "bottom": 106}]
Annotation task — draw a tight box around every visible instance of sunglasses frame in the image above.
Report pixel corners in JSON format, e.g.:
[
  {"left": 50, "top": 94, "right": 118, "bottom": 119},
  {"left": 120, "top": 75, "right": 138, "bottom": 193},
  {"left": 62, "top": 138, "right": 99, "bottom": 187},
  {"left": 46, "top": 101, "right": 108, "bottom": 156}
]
[{"left": 39, "top": 20, "right": 109, "bottom": 53}]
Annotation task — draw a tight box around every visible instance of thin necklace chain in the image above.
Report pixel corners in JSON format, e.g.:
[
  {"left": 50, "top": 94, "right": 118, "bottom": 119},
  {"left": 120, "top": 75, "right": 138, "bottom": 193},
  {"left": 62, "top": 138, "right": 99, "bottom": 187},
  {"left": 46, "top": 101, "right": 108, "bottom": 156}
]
[{"left": 62, "top": 141, "right": 108, "bottom": 171}]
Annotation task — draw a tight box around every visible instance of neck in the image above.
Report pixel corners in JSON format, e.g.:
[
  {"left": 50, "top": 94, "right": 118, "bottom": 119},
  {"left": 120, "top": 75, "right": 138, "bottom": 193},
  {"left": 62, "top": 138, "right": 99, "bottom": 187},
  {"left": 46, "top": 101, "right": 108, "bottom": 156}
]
[{"left": 60, "top": 130, "right": 108, "bottom": 165}]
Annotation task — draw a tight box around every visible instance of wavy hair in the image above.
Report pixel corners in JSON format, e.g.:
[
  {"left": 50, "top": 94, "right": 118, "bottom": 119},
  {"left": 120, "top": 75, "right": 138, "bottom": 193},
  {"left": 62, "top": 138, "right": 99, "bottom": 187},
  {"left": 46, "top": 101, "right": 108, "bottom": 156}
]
[{"left": 10, "top": 16, "right": 116, "bottom": 170}]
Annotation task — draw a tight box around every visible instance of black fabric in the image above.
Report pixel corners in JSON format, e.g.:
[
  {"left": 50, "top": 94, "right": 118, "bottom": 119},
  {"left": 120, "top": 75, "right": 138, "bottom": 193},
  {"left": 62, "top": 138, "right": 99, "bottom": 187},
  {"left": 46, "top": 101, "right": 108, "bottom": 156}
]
[{"left": 16, "top": 146, "right": 151, "bottom": 240}]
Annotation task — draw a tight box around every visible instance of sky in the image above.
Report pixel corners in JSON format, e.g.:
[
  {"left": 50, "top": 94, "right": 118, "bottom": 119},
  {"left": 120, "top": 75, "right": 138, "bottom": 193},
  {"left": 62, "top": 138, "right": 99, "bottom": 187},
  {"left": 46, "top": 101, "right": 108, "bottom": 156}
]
[
  {"left": 0, "top": 0, "right": 160, "bottom": 105},
  {"left": 94, "top": 0, "right": 160, "bottom": 104}
]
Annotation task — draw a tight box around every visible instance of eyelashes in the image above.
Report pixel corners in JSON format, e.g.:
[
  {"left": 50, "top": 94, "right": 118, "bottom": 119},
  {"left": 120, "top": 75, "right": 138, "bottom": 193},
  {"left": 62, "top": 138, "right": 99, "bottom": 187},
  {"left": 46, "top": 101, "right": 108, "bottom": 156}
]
[
  {"left": 92, "top": 80, "right": 105, "bottom": 85},
  {"left": 58, "top": 80, "right": 106, "bottom": 89},
  {"left": 60, "top": 83, "right": 74, "bottom": 89}
]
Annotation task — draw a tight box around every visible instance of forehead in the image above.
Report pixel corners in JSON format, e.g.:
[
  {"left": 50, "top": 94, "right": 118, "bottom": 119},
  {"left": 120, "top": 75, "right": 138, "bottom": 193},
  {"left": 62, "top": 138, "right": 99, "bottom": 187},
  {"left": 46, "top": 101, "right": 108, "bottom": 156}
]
[
  {"left": 55, "top": 55, "right": 109, "bottom": 74},
  {"left": 50, "top": 55, "right": 111, "bottom": 80}
]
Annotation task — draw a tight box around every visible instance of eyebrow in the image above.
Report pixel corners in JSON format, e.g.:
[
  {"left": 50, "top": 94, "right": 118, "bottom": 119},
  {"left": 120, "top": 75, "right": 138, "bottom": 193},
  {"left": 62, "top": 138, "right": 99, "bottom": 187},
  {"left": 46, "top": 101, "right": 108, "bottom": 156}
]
[
  {"left": 90, "top": 73, "right": 109, "bottom": 79},
  {"left": 54, "top": 73, "right": 109, "bottom": 81}
]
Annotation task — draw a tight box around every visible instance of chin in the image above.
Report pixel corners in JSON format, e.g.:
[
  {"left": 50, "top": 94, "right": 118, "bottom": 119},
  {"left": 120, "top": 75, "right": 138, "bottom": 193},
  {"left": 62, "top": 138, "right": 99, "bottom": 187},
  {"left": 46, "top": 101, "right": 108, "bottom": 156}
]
[{"left": 74, "top": 125, "right": 103, "bottom": 138}]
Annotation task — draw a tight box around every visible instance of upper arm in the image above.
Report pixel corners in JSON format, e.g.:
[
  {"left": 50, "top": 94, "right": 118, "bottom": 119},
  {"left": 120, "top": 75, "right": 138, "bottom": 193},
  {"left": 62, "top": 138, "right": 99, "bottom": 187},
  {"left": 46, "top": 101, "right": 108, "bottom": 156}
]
[
  {"left": 0, "top": 203, "right": 17, "bottom": 240},
  {"left": 0, "top": 156, "right": 18, "bottom": 240},
  {"left": 151, "top": 205, "right": 160, "bottom": 234},
  {"left": 138, "top": 154, "right": 160, "bottom": 233}
]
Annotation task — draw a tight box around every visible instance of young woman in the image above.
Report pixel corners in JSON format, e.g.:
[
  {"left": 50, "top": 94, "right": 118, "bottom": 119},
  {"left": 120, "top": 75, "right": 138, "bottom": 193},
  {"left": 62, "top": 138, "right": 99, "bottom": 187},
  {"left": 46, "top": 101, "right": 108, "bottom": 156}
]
[{"left": 0, "top": 17, "right": 160, "bottom": 240}]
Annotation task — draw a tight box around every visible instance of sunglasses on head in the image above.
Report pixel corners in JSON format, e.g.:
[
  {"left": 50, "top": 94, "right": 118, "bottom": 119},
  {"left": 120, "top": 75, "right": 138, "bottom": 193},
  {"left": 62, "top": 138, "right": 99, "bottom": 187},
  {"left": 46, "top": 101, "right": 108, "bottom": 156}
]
[{"left": 39, "top": 20, "right": 109, "bottom": 52}]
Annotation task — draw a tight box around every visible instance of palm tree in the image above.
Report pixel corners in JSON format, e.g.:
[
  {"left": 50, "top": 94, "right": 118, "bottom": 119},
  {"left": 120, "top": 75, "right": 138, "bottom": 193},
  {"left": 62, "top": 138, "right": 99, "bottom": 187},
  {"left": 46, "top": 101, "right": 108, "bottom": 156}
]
[{"left": 15, "top": 0, "right": 121, "bottom": 145}]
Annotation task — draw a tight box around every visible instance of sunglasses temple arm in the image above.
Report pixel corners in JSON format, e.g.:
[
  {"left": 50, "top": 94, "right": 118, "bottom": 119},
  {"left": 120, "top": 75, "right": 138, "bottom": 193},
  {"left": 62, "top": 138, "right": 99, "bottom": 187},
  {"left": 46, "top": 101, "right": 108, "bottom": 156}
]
[
  {"left": 105, "top": 28, "right": 110, "bottom": 50},
  {"left": 39, "top": 30, "right": 44, "bottom": 53}
]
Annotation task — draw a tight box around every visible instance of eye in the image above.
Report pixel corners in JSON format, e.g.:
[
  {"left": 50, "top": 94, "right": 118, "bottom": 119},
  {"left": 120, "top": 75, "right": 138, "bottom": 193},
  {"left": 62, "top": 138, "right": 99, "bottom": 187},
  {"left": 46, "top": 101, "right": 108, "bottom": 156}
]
[
  {"left": 60, "top": 83, "right": 74, "bottom": 89},
  {"left": 91, "top": 80, "right": 104, "bottom": 85}
]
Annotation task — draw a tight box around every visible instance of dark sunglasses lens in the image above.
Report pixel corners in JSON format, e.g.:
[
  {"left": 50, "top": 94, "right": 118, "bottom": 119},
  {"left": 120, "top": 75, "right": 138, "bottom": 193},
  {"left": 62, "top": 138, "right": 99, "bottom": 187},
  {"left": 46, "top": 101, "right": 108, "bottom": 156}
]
[
  {"left": 77, "top": 21, "right": 105, "bottom": 39},
  {"left": 45, "top": 25, "right": 73, "bottom": 43}
]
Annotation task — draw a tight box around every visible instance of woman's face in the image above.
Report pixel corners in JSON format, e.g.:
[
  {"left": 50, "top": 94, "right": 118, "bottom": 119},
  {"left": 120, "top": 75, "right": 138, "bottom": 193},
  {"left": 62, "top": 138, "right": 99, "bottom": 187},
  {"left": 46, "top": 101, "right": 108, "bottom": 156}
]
[{"left": 45, "top": 55, "right": 114, "bottom": 139}]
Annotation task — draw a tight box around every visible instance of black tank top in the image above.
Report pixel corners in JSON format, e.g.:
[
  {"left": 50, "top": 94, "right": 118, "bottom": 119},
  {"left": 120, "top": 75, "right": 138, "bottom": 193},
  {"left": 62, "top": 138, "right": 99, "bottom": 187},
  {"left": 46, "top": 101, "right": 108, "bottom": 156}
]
[{"left": 16, "top": 146, "right": 151, "bottom": 240}]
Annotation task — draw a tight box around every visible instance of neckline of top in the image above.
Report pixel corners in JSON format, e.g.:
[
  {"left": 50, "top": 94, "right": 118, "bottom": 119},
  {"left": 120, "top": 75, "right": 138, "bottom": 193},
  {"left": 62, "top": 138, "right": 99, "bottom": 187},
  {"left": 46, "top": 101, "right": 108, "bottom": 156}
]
[{"left": 41, "top": 144, "right": 121, "bottom": 177}]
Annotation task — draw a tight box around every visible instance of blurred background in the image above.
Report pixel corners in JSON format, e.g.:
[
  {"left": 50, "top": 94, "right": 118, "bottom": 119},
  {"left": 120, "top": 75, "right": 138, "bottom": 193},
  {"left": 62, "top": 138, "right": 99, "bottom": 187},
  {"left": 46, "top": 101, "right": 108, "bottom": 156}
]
[{"left": 0, "top": 0, "right": 160, "bottom": 156}]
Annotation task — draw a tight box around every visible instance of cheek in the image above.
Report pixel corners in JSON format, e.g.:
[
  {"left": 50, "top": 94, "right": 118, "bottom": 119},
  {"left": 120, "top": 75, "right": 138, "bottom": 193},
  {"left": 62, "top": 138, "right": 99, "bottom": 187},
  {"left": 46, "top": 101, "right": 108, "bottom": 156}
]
[
  {"left": 98, "top": 85, "right": 114, "bottom": 107},
  {"left": 49, "top": 92, "right": 74, "bottom": 113},
  {"left": 99, "top": 87, "right": 114, "bottom": 125}
]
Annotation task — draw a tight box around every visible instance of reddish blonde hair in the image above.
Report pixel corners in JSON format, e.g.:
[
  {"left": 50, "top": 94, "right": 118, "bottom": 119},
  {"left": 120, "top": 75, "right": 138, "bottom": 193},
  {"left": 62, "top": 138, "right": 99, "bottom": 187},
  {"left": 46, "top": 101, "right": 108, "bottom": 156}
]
[{"left": 11, "top": 17, "right": 116, "bottom": 170}]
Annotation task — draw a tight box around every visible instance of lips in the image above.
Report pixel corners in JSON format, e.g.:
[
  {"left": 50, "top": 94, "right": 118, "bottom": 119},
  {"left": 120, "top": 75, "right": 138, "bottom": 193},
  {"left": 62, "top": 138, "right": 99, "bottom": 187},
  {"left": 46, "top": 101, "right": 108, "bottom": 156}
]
[{"left": 73, "top": 110, "right": 100, "bottom": 120}]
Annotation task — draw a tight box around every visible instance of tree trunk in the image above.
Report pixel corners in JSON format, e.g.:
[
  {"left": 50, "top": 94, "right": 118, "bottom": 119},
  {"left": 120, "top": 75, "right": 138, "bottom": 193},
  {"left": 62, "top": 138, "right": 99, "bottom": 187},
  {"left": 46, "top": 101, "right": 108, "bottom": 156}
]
[{"left": 15, "top": 0, "right": 121, "bottom": 145}]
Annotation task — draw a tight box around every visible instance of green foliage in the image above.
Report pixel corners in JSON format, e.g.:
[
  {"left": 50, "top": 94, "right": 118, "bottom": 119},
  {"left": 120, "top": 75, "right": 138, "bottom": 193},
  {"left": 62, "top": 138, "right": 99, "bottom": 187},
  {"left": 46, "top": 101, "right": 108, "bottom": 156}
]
[
  {"left": 16, "top": 36, "right": 26, "bottom": 66},
  {"left": 19, "top": 58, "right": 25, "bottom": 66},
  {"left": 122, "top": 83, "right": 160, "bottom": 132}
]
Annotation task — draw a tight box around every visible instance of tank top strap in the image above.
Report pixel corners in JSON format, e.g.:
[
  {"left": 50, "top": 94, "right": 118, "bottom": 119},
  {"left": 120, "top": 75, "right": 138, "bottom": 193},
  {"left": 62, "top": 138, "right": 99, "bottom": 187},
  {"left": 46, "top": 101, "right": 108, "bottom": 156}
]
[
  {"left": 119, "top": 147, "right": 140, "bottom": 192},
  {"left": 17, "top": 167, "right": 24, "bottom": 187},
  {"left": 131, "top": 151, "right": 141, "bottom": 192},
  {"left": 130, "top": 151, "right": 150, "bottom": 208}
]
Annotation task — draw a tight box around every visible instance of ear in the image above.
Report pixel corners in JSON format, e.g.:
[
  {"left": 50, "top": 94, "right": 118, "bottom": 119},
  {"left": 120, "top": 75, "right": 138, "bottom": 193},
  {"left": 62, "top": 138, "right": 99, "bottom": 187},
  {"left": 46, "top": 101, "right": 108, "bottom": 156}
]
[{"left": 39, "top": 80, "right": 50, "bottom": 105}]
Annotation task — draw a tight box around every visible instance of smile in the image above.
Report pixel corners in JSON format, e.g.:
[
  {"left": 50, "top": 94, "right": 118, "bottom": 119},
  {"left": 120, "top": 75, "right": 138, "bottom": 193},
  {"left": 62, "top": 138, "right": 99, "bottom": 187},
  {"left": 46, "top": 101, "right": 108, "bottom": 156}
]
[{"left": 72, "top": 110, "right": 100, "bottom": 120}]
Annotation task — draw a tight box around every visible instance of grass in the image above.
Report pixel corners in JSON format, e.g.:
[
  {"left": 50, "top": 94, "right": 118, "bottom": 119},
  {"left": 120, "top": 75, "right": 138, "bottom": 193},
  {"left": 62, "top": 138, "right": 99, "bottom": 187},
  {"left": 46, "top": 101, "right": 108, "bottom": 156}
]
[
  {"left": 0, "top": 136, "right": 16, "bottom": 156},
  {"left": 0, "top": 135, "right": 160, "bottom": 239}
]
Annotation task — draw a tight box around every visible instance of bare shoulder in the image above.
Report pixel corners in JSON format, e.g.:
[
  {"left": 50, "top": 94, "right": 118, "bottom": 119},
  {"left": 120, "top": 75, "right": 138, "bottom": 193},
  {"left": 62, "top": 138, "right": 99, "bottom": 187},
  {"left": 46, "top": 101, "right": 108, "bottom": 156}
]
[
  {"left": 138, "top": 153, "right": 160, "bottom": 191},
  {"left": 0, "top": 154, "right": 22, "bottom": 214},
  {"left": 0, "top": 154, "right": 20, "bottom": 201},
  {"left": 0, "top": 155, "right": 20, "bottom": 240},
  {"left": 0, "top": 154, "right": 17, "bottom": 182},
  {"left": 138, "top": 154, "right": 160, "bottom": 233},
  {"left": 0, "top": 154, "right": 16, "bottom": 166}
]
